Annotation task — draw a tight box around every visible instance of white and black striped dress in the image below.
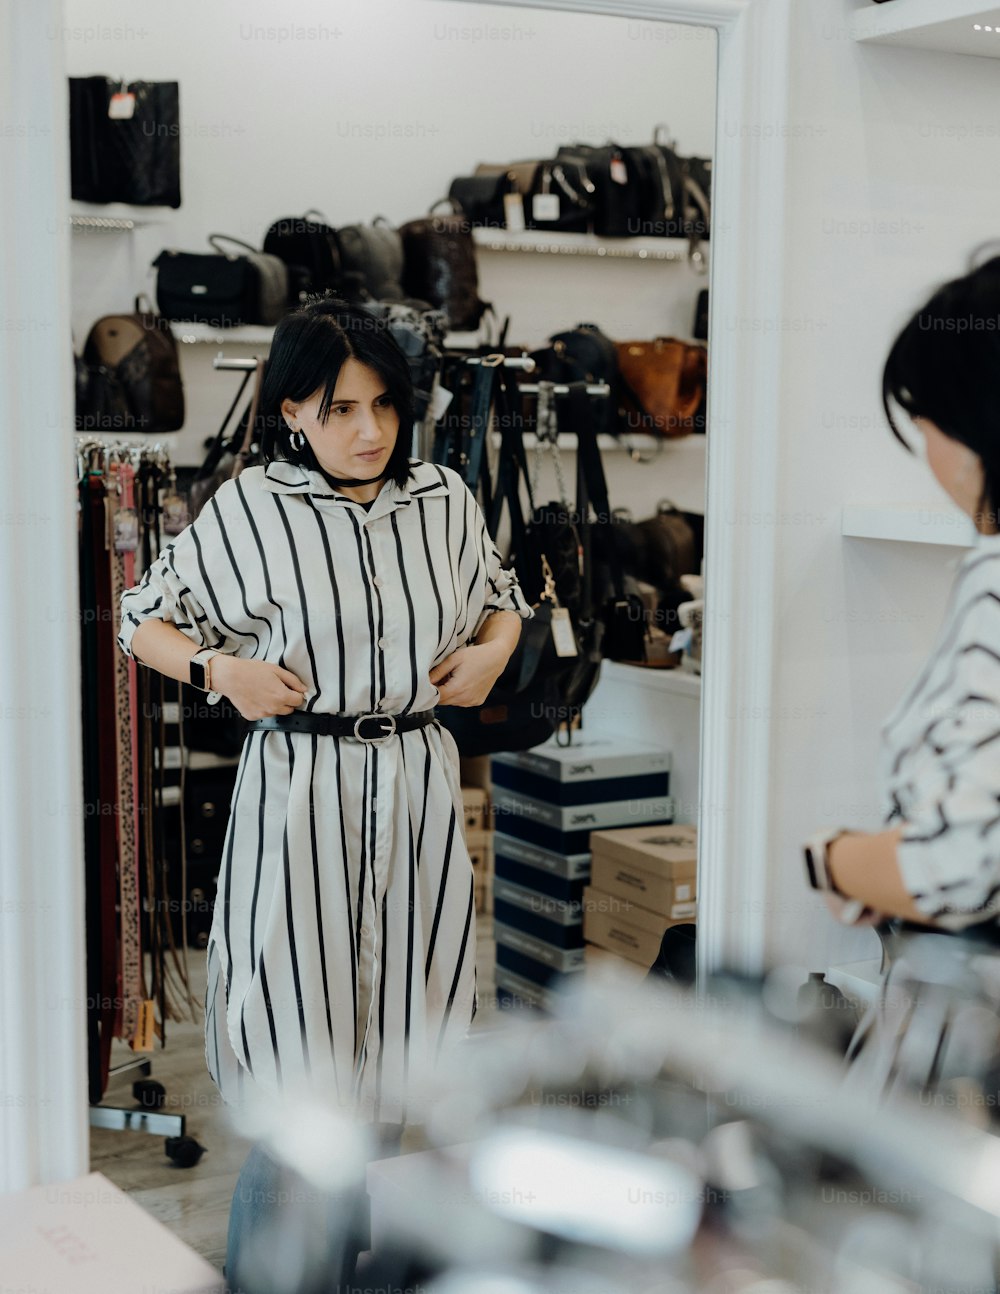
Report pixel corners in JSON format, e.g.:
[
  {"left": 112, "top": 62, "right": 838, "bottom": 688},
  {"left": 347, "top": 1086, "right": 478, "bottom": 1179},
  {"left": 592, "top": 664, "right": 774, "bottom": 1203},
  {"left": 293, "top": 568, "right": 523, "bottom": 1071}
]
[
  {"left": 846, "top": 534, "right": 1000, "bottom": 1099},
  {"left": 118, "top": 459, "right": 532, "bottom": 1124},
  {"left": 879, "top": 534, "right": 1000, "bottom": 929}
]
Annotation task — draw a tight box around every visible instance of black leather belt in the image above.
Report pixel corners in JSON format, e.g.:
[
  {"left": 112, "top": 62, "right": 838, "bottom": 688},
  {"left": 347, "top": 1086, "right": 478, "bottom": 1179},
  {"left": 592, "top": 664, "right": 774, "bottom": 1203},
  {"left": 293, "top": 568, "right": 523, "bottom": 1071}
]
[{"left": 250, "top": 709, "right": 436, "bottom": 745}]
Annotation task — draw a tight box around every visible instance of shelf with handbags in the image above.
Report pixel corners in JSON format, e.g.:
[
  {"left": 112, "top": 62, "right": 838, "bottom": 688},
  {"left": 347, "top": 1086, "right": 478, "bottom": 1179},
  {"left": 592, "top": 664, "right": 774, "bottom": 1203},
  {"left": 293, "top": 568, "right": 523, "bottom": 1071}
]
[
  {"left": 446, "top": 125, "right": 711, "bottom": 268},
  {"left": 851, "top": 0, "right": 1000, "bottom": 58}
]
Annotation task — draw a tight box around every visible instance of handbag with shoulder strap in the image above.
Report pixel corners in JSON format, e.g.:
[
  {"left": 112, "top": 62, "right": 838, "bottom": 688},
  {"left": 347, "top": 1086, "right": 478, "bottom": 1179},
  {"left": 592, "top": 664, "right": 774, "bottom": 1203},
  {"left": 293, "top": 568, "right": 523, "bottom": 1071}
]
[{"left": 189, "top": 358, "right": 265, "bottom": 518}]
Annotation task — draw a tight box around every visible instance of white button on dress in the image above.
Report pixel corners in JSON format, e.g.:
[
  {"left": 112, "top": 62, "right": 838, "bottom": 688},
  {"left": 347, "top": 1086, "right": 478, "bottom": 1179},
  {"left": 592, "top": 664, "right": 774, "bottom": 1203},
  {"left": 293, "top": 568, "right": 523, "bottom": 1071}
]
[{"left": 118, "top": 458, "right": 532, "bottom": 1124}]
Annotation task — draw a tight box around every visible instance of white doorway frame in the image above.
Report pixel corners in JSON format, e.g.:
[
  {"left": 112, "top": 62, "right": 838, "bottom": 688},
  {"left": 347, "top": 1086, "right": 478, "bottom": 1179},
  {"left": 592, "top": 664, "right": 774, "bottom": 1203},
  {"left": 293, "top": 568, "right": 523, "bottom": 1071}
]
[{"left": 440, "top": 0, "right": 792, "bottom": 978}]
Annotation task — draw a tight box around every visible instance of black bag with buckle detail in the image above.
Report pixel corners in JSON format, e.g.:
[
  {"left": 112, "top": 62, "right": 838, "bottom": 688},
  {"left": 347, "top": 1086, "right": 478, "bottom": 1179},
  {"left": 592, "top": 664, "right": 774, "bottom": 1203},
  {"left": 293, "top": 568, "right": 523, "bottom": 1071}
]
[{"left": 153, "top": 234, "right": 288, "bottom": 327}]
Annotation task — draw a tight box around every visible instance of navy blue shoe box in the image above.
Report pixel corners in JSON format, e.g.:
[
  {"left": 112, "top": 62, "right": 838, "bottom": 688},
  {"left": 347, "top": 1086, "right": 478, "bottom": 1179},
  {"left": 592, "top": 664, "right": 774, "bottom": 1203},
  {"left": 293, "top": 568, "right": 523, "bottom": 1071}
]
[{"left": 490, "top": 735, "right": 672, "bottom": 1005}]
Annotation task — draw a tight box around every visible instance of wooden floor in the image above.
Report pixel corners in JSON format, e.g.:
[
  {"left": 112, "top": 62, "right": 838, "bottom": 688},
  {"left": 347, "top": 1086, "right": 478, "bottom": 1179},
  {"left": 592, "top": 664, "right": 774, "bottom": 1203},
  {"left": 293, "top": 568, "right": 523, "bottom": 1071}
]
[{"left": 89, "top": 917, "right": 498, "bottom": 1273}]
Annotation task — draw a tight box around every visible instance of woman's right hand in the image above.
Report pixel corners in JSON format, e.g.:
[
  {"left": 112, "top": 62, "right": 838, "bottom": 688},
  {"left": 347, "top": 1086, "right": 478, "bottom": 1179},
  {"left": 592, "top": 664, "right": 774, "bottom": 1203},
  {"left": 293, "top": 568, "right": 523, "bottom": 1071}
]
[{"left": 210, "top": 656, "right": 308, "bottom": 720}]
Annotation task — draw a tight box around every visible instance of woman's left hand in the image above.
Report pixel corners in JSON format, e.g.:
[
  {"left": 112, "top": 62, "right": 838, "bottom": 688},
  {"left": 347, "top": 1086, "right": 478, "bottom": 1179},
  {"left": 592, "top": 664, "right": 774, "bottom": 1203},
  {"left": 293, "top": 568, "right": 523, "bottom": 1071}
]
[{"left": 430, "top": 642, "right": 509, "bottom": 707}]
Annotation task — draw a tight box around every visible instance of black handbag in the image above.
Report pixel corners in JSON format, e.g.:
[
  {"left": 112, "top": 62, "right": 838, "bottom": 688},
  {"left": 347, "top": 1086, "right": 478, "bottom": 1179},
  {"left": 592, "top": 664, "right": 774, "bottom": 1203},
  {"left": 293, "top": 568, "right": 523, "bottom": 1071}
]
[
  {"left": 189, "top": 359, "right": 263, "bottom": 518},
  {"left": 437, "top": 373, "right": 601, "bottom": 756},
  {"left": 531, "top": 323, "right": 622, "bottom": 443},
  {"left": 336, "top": 217, "right": 406, "bottom": 301},
  {"left": 153, "top": 234, "right": 288, "bottom": 327},
  {"left": 399, "top": 202, "right": 489, "bottom": 331},
  {"left": 526, "top": 158, "right": 596, "bottom": 233},
  {"left": 69, "top": 77, "right": 181, "bottom": 207},
  {"left": 263, "top": 209, "right": 343, "bottom": 305},
  {"left": 555, "top": 143, "right": 643, "bottom": 238},
  {"left": 447, "top": 173, "right": 516, "bottom": 229}
]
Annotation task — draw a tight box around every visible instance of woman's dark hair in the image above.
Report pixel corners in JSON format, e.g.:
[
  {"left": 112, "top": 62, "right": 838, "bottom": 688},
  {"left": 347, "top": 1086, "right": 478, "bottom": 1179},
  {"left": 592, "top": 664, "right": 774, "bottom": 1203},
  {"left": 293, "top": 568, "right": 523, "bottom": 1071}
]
[
  {"left": 259, "top": 296, "right": 414, "bottom": 488},
  {"left": 883, "top": 255, "right": 1000, "bottom": 521}
]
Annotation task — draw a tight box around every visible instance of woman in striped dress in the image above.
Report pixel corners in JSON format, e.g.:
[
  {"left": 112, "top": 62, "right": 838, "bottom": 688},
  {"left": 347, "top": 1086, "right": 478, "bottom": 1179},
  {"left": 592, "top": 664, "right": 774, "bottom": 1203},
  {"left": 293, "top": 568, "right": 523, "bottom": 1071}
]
[
  {"left": 803, "top": 258, "right": 1000, "bottom": 1098},
  {"left": 118, "top": 299, "right": 531, "bottom": 1279}
]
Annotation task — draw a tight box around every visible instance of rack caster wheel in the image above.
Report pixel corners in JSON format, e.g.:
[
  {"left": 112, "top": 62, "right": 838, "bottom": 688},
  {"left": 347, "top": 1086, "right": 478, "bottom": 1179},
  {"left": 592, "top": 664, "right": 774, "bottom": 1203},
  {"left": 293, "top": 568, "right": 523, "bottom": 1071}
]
[
  {"left": 133, "top": 1079, "right": 166, "bottom": 1110},
  {"left": 165, "top": 1136, "right": 206, "bottom": 1169}
]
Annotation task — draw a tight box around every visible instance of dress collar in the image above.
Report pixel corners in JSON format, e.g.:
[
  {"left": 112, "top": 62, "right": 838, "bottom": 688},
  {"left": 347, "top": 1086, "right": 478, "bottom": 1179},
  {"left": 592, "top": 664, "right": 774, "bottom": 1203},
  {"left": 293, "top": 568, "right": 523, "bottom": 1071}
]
[{"left": 261, "top": 458, "right": 450, "bottom": 512}]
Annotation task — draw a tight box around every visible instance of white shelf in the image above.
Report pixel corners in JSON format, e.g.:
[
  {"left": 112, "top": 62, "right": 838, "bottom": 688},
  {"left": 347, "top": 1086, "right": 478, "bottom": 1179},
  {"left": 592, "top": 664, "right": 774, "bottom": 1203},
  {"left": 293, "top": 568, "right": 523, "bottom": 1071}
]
[
  {"left": 170, "top": 322, "right": 276, "bottom": 345},
  {"left": 842, "top": 502, "right": 976, "bottom": 547},
  {"left": 851, "top": 0, "right": 1000, "bottom": 57},
  {"left": 70, "top": 200, "right": 171, "bottom": 229},
  {"left": 601, "top": 659, "right": 702, "bottom": 698},
  {"left": 472, "top": 227, "right": 696, "bottom": 262}
]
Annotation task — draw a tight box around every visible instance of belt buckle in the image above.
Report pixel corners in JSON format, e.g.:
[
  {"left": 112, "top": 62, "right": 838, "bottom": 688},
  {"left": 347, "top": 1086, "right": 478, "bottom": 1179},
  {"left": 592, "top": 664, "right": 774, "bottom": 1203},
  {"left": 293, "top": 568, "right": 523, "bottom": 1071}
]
[{"left": 353, "top": 712, "right": 397, "bottom": 746}]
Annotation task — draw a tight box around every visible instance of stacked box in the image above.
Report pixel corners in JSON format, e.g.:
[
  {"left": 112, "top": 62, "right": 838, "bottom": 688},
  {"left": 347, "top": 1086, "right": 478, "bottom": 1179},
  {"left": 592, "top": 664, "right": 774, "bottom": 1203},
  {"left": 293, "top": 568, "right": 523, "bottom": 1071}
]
[
  {"left": 584, "top": 824, "right": 698, "bottom": 971},
  {"left": 489, "top": 736, "right": 673, "bottom": 1008},
  {"left": 461, "top": 784, "right": 494, "bottom": 916}
]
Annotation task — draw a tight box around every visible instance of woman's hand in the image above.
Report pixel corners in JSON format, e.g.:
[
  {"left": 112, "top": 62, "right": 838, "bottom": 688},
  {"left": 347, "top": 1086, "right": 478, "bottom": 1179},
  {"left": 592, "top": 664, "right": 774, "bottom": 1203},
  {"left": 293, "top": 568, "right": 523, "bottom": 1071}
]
[
  {"left": 210, "top": 656, "right": 308, "bottom": 720},
  {"left": 430, "top": 642, "right": 509, "bottom": 707}
]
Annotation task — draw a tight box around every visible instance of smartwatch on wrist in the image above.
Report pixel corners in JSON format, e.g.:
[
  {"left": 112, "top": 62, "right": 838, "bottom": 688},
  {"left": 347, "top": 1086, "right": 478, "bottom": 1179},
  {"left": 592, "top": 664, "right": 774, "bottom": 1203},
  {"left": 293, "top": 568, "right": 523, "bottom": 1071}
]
[
  {"left": 803, "top": 828, "right": 850, "bottom": 896},
  {"left": 189, "top": 648, "right": 219, "bottom": 692}
]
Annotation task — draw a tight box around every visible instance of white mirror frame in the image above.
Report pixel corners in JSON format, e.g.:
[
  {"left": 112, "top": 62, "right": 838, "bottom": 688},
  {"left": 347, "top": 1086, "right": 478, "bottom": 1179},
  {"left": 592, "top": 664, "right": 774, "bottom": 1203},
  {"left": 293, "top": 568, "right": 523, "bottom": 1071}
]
[
  {"left": 0, "top": 0, "right": 790, "bottom": 1190},
  {"left": 439, "top": 0, "right": 792, "bottom": 981}
]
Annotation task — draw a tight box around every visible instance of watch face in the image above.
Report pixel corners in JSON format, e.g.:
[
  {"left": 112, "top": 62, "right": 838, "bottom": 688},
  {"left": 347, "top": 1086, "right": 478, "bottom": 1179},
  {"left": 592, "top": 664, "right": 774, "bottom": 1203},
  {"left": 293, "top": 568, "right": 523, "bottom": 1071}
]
[{"left": 190, "top": 659, "right": 207, "bottom": 690}]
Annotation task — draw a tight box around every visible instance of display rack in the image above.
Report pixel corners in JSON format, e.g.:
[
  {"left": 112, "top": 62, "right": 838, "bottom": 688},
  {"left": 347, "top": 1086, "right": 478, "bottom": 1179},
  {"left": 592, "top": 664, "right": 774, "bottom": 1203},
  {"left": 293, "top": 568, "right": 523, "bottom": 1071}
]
[
  {"left": 172, "top": 322, "right": 275, "bottom": 345},
  {"left": 851, "top": 0, "right": 1000, "bottom": 58},
  {"left": 841, "top": 502, "right": 976, "bottom": 547},
  {"left": 472, "top": 227, "right": 699, "bottom": 262},
  {"left": 70, "top": 201, "right": 170, "bottom": 230}
]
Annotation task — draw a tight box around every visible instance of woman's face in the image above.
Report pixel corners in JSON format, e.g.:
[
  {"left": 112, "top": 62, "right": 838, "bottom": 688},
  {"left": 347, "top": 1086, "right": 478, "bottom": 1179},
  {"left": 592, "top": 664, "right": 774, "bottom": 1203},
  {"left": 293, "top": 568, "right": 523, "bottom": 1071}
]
[
  {"left": 914, "top": 415, "right": 988, "bottom": 528},
  {"left": 281, "top": 358, "right": 399, "bottom": 480}
]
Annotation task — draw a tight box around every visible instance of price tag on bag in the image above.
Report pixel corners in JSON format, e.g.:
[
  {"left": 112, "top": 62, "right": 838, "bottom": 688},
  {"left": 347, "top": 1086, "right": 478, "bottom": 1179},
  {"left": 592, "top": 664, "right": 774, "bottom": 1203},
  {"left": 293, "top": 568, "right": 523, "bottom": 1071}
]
[
  {"left": 532, "top": 193, "right": 560, "bottom": 223},
  {"left": 503, "top": 192, "right": 526, "bottom": 233},
  {"left": 550, "top": 607, "right": 578, "bottom": 658},
  {"left": 609, "top": 155, "right": 629, "bottom": 185},
  {"left": 108, "top": 91, "right": 136, "bottom": 120}
]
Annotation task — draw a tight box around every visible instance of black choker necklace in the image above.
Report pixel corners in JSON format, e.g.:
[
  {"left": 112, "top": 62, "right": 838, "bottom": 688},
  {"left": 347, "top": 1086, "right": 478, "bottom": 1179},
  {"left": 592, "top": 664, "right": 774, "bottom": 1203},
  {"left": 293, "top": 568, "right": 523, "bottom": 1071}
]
[{"left": 316, "top": 467, "right": 387, "bottom": 489}]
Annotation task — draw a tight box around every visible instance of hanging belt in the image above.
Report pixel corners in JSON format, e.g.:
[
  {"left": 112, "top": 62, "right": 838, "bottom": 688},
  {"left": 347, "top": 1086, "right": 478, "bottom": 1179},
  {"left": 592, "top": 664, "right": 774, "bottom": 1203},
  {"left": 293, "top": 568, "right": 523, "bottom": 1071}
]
[{"left": 250, "top": 709, "right": 437, "bottom": 746}]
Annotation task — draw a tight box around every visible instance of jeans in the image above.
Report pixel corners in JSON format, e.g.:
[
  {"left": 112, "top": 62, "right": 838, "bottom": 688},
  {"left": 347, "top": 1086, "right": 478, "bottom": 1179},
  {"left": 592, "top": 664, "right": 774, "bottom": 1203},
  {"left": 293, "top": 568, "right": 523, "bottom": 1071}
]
[{"left": 225, "top": 1126, "right": 404, "bottom": 1294}]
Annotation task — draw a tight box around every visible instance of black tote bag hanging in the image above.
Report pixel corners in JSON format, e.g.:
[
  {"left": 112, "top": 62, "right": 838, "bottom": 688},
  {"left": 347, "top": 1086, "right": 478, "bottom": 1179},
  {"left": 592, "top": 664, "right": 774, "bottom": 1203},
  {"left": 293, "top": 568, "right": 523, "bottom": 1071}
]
[{"left": 69, "top": 77, "right": 181, "bottom": 207}]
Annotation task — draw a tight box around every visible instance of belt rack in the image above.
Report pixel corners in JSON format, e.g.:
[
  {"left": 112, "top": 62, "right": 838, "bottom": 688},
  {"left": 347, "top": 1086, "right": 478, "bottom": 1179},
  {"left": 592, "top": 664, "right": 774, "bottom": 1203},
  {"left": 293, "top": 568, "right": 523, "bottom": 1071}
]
[{"left": 75, "top": 435, "right": 195, "bottom": 1153}]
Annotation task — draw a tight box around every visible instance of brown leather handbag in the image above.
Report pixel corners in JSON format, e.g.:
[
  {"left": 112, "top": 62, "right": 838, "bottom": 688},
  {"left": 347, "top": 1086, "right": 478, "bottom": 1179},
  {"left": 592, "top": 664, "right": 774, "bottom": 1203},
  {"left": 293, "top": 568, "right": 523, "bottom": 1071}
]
[{"left": 616, "top": 336, "right": 707, "bottom": 438}]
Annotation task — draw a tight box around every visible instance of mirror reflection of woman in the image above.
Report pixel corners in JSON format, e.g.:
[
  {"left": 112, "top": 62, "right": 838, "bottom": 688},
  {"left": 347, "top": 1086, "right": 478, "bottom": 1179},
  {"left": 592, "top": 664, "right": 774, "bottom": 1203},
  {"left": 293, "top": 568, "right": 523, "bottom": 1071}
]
[
  {"left": 117, "top": 299, "right": 531, "bottom": 1282},
  {"left": 804, "top": 259, "right": 1000, "bottom": 1093}
]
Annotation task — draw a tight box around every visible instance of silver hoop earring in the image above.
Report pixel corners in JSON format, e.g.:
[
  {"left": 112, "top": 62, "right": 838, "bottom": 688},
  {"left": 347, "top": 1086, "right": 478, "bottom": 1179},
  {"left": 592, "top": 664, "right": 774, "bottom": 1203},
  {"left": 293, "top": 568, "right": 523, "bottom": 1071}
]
[{"left": 289, "top": 429, "right": 306, "bottom": 452}]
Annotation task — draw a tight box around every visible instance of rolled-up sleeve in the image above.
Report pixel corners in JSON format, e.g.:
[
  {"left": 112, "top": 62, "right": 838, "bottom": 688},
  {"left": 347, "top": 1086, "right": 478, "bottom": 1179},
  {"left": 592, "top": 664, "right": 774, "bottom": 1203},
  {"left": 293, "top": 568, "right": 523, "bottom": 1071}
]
[
  {"left": 118, "top": 523, "right": 221, "bottom": 660},
  {"left": 466, "top": 488, "right": 534, "bottom": 638},
  {"left": 896, "top": 596, "right": 1000, "bottom": 929}
]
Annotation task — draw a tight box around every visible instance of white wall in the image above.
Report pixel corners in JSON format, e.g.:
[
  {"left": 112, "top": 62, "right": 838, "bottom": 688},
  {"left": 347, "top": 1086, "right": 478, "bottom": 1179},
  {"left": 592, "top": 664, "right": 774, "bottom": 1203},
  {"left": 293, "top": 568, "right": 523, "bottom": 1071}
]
[
  {"left": 66, "top": 0, "right": 717, "bottom": 474},
  {"left": 760, "top": 0, "right": 1000, "bottom": 970}
]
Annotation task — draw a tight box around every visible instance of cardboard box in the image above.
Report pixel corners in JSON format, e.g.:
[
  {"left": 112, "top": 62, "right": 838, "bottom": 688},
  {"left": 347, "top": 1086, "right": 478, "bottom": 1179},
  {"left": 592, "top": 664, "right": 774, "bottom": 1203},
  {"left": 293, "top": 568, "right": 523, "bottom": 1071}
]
[
  {"left": 459, "top": 754, "right": 492, "bottom": 792},
  {"left": 583, "top": 942, "right": 649, "bottom": 983},
  {"left": 590, "top": 853, "right": 696, "bottom": 921},
  {"left": 494, "top": 920, "right": 585, "bottom": 973},
  {"left": 461, "top": 784, "right": 490, "bottom": 833},
  {"left": 582, "top": 885, "right": 693, "bottom": 968},
  {"left": 0, "top": 1171, "right": 224, "bottom": 1293},
  {"left": 492, "top": 784, "right": 673, "bottom": 856},
  {"left": 589, "top": 825, "right": 697, "bottom": 918},
  {"left": 494, "top": 831, "right": 591, "bottom": 882},
  {"left": 469, "top": 837, "right": 494, "bottom": 916},
  {"left": 492, "top": 734, "right": 671, "bottom": 783}
]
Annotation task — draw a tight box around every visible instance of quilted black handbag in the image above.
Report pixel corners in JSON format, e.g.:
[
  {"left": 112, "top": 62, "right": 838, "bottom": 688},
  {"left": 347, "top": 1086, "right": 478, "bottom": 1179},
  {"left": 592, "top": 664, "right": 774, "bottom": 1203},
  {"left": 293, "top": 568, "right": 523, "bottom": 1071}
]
[{"left": 69, "top": 77, "right": 180, "bottom": 207}]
